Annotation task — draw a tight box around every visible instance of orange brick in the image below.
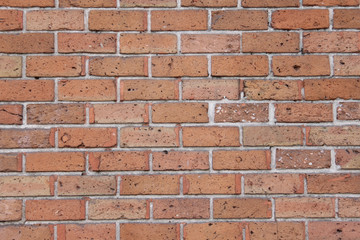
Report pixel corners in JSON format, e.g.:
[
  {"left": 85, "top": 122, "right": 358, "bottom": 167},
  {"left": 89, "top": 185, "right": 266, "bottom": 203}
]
[
  {"left": 58, "top": 175, "right": 116, "bottom": 196},
  {"left": 120, "top": 33, "right": 177, "bottom": 54},
  {"left": 26, "top": 199, "right": 85, "bottom": 221},
  {"left": 120, "top": 224, "right": 178, "bottom": 240},
  {"left": 0, "top": 153, "right": 21, "bottom": 172},
  {"left": 337, "top": 102, "right": 360, "bottom": 120},
  {"left": 334, "top": 9, "right": 360, "bottom": 29},
  {"left": 0, "top": 80, "right": 54, "bottom": 102},
  {"left": 58, "top": 33, "right": 116, "bottom": 53},
  {"left": 57, "top": 224, "right": 116, "bottom": 240},
  {"left": 26, "top": 152, "right": 85, "bottom": 172},
  {"left": 304, "top": 79, "right": 360, "bottom": 100},
  {"left": 152, "top": 103, "right": 208, "bottom": 123},
  {"left": 0, "top": 33, "right": 54, "bottom": 53},
  {"left": 276, "top": 198, "right": 335, "bottom": 218},
  {"left": 214, "top": 198, "right": 271, "bottom": 219},
  {"left": 89, "top": 10, "right": 147, "bottom": 31},
  {"left": 307, "top": 174, "right": 360, "bottom": 193},
  {"left": 58, "top": 128, "right": 117, "bottom": 148},
  {"left": 0, "top": 105, "right": 23, "bottom": 125},
  {"left": 245, "top": 174, "right": 304, "bottom": 194},
  {"left": 212, "top": 55, "right": 269, "bottom": 76},
  {"left": 152, "top": 56, "right": 208, "bottom": 77},
  {"left": 89, "top": 199, "right": 148, "bottom": 220},
  {"left": 273, "top": 55, "right": 330, "bottom": 76},
  {"left": 245, "top": 222, "right": 305, "bottom": 240},
  {"left": 181, "top": 34, "right": 240, "bottom": 53},
  {"left": 27, "top": 10, "right": 84, "bottom": 30},
  {"left": 58, "top": 79, "right": 116, "bottom": 102},
  {"left": 60, "top": 0, "right": 116, "bottom": 7},
  {"left": 121, "top": 175, "right": 179, "bottom": 195},
  {"left": 213, "top": 150, "right": 271, "bottom": 170},
  {"left": 121, "top": 79, "right": 179, "bottom": 101},
  {"left": 0, "top": 56, "right": 22, "bottom": 78},
  {"left": 153, "top": 198, "right": 210, "bottom": 219},
  {"left": 338, "top": 198, "right": 360, "bottom": 218},
  {"left": 308, "top": 222, "right": 360, "bottom": 240},
  {"left": 307, "top": 126, "right": 360, "bottom": 146},
  {"left": 0, "top": 0, "right": 54, "bottom": 7},
  {"left": 242, "top": 0, "right": 299, "bottom": 7},
  {"left": 276, "top": 149, "right": 331, "bottom": 169},
  {"left": 120, "top": 127, "right": 179, "bottom": 148},
  {"left": 89, "top": 151, "right": 149, "bottom": 171},
  {"left": 183, "top": 127, "right": 240, "bottom": 147},
  {"left": 89, "top": 57, "right": 148, "bottom": 77},
  {"left": 184, "top": 223, "right": 242, "bottom": 240},
  {"left": 182, "top": 0, "right": 237, "bottom": 7},
  {"left": 0, "top": 10, "right": 22, "bottom": 31},
  {"left": 0, "top": 129, "right": 54, "bottom": 149},
  {"left": 334, "top": 55, "right": 360, "bottom": 76},
  {"left": 27, "top": 104, "right": 85, "bottom": 124},
  {"left": 152, "top": 10, "right": 207, "bottom": 31},
  {"left": 275, "top": 103, "right": 333, "bottom": 123},
  {"left": 244, "top": 80, "right": 302, "bottom": 101},
  {"left": 304, "top": 0, "right": 359, "bottom": 6},
  {"left": 0, "top": 226, "right": 54, "bottom": 240},
  {"left": 0, "top": 200, "right": 22, "bottom": 221},
  {"left": 272, "top": 10, "right": 329, "bottom": 29},
  {"left": 152, "top": 151, "right": 209, "bottom": 171},
  {"left": 215, "top": 103, "right": 269, "bottom": 123},
  {"left": 336, "top": 149, "right": 360, "bottom": 170},
  {"left": 121, "top": 0, "right": 176, "bottom": 7},
  {"left": 27, "top": 56, "right": 84, "bottom": 77},
  {"left": 212, "top": 10, "right": 268, "bottom": 30},
  {"left": 0, "top": 176, "right": 53, "bottom": 196},
  {"left": 183, "top": 174, "right": 240, "bottom": 195}
]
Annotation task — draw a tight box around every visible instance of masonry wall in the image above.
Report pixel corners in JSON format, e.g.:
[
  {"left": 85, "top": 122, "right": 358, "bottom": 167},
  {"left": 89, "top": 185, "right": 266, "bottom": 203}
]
[{"left": 0, "top": 0, "right": 360, "bottom": 239}]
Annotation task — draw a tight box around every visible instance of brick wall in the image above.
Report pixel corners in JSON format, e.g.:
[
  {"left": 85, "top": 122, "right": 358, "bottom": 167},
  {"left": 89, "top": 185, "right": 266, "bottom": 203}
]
[{"left": 0, "top": 0, "right": 360, "bottom": 239}]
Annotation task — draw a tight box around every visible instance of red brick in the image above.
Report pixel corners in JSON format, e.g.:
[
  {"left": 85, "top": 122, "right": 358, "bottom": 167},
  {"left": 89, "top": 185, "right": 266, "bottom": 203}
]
[
  {"left": 27, "top": 56, "right": 84, "bottom": 77},
  {"left": 89, "top": 151, "right": 149, "bottom": 171},
  {"left": 213, "top": 150, "right": 271, "bottom": 170},
  {"left": 120, "top": 33, "right": 177, "bottom": 54},
  {"left": 58, "top": 128, "right": 117, "bottom": 148},
  {"left": 182, "top": 79, "right": 240, "bottom": 100},
  {"left": 183, "top": 127, "right": 240, "bottom": 147},
  {"left": 276, "top": 149, "right": 331, "bottom": 169},
  {"left": 276, "top": 197, "right": 335, "bottom": 218},
  {"left": 26, "top": 199, "right": 85, "bottom": 221},
  {"left": 307, "top": 174, "right": 360, "bottom": 193},
  {"left": 0, "top": 105, "right": 23, "bottom": 125},
  {"left": 0, "top": 200, "right": 22, "bottom": 221},
  {"left": 334, "top": 10, "right": 360, "bottom": 29},
  {"left": 89, "top": 57, "right": 148, "bottom": 77},
  {"left": 0, "top": 225, "right": 54, "bottom": 240},
  {"left": 0, "top": 56, "right": 22, "bottom": 78},
  {"left": 0, "top": 10, "right": 22, "bottom": 31},
  {"left": 121, "top": 79, "right": 179, "bottom": 101},
  {"left": 58, "top": 33, "right": 116, "bottom": 53},
  {"left": 89, "top": 199, "right": 148, "bottom": 220},
  {"left": 0, "top": 0, "right": 54, "bottom": 7},
  {"left": 243, "top": 32, "right": 300, "bottom": 53},
  {"left": 275, "top": 103, "right": 333, "bottom": 123},
  {"left": 273, "top": 55, "right": 330, "bottom": 76},
  {"left": 26, "top": 152, "right": 85, "bottom": 172},
  {"left": 57, "top": 224, "right": 116, "bottom": 240},
  {"left": 244, "top": 80, "right": 302, "bottom": 101},
  {"left": 58, "top": 79, "right": 116, "bottom": 102},
  {"left": 152, "top": 151, "right": 209, "bottom": 171},
  {"left": 334, "top": 56, "right": 360, "bottom": 76},
  {"left": 0, "top": 176, "right": 53, "bottom": 196},
  {"left": 336, "top": 149, "right": 360, "bottom": 170},
  {"left": 304, "top": 79, "right": 360, "bottom": 100},
  {"left": 27, "top": 10, "right": 84, "bottom": 30},
  {"left": 183, "top": 174, "right": 240, "bottom": 195},
  {"left": 182, "top": 34, "right": 240, "bottom": 53},
  {"left": 152, "top": 103, "right": 208, "bottom": 123},
  {"left": 215, "top": 103, "right": 269, "bottom": 123},
  {"left": 337, "top": 102, "right": 360, "bottom": 120},
  {"left": 304, "top": 0, "right": 359, "bottom": 6},
  {"left": 0, "top": 80, "right": 54, "bottom": 102},
  {"left": 120, "top": 127, "right": 179, "bottom": 148},
  {"left": 245, "top": 174, "right": 304, "bottom": 194},
  {"left": 121, "top": 175, "right": 179, "bottom": 195},
  {"left": 307, "top": 126, "right": 360, "bottom": 146},
  {"left": 338, "top": 198, "right": 360, "bottom": 218},
  {"left": 212, "top": 10, "right": 268, "bottom": 30},
  {"left": 272, "top": 10, "right": 329, "bottom": 29},
  {"left": 121, "top": 0, "right": 176, "bottom": 7},
  {"left": 27, "top": 104, "right": 85, "bottom": 124},
  {"left": 184, "top": 223, "right": 242, "bottom": 240},
  {"left": 58, "top": 176, "right": 116, "bottom": 196},
  {"left": 152, "top": 56, "right": 208, "bottom": 77},
  {"left": 120, "top": 224, "right": 178, "bottom": 240},
  {"left": 245, "top": 222, "right": 305, "bottom": 240},
  {"left": 212, "top": 55, "right": 269, "bottom": 76},
  {"left": 308, "top": 222, "right": 360, "bottom": 240},
  {"left": 214, "top": 198, "right": 271, "bottom": 219},
  {"left": 242, "top": 0, "right": 299, "bottom": 7},
  {"left": 182, "top": 0, "right": 237, "bottom": 7},
  {"left": 0, "top": 153, "right": 21, "bottom": 172},
  {"left": 153, "top": 198, "right": 210, "bottom": 219},
  {"left": 0, "top": 129, "right": 54, "bottom": 149},
  {"left": 0, "top": 33, "right": 54, "bottom": 53},
  {"left": 89, "top": 10, "right": 147, "bottom": 31},
  {"left": 152, "top": 10, "right": 207, "bottom": 31},
  {"left": 60, "top": 0, "right": 116, "bottom": 7}
]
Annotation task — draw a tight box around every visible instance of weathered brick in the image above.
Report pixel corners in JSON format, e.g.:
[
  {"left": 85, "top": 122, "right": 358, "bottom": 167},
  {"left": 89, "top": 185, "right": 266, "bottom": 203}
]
[
  {"left": 275, "top": 103, "right": 333, "bottom": 123},
  {"left": 215, "top": 103, "right": 269, "bottom": 123},
  {"left": 182, "top": 0, "right": 237, "bottom": 7},
  {"left": 276, "top": 198, "right": 335, "bottom": 218},
  {"left": 0, "top": 200, "right": 22, "bottom": 221},
  {"left": 304, "top": 0, "right": 359, "bottom": 6},
  {"left": 27, "top": 10, "right": 84, "bottom": 30},
  {"left": 89, "top": 57, "right": 148, "bottom": 77},
  {"left": 338, "top": 198, "right": 360, "bottom": 218},
  {"left": 272, "top": 10, "right": 329, "bottom": 29},
  {"left": 121, "top": 175, "right": 179, "bottom": 195},
  {"left": 57, "top": 224, "right": 116, "bottom": 240},
  {"left": 213, "top": 150, "right": 270, "bottom": 170},
  {"left": 152, "top": 10, "right": 207, "bottom": 31},
  {"left": 183, "top": 127, "right": 240, "bottom": 147},
  {"left": 307, "top": 126, "right": 360, "bottom": 146},
  {"left": 58, "top": 128, "right": 117, "bottom": 148},
  {"left": 0, "top": 10, "right": 22, "bottom": 31},
  {"left": 60, "top": 0, "right": 116, "bottom": 7},
  {"left": 245, "top": 174, "right": 304, "bottom": 194},
  {"left": 120, "top": 224, "right": 178, "bottom": 240},
  {"left": 184, "top": 223, "right": 242, "bottom": 240},
  {"left": 0, "top": 0, "right": 54, "bottom": 7},
  {"left": 152, "top": 56, "right": 208, "bottom": 77},
  {"left": 0, "top": 80, "right": 54, "bottom": 102},
  {"left": 152, "top": 151, "right": 209, "bottom": 171},
  {"left": 182, "top": 34, "right": 240, "bottom": 53},
  {"left": 337, "top": 102, "right": 360, "bottom": 120},
  {"left": 0, "top": 153, "right": 21, "bottom": 172},
  {"left": 242, "top": 0, "right": 299, "bottom": 7},
  {"left": 120, "top": 34, "right": 177, "bottom": 54},
  {"left": 304, "top": 79, "right": 360, "bottom": 100},
  {"left": 152, "top": 103, "right": 208, "bottom": 123},
  {"left": 0, "top": 176, "right": 53, "bottom": 196},
  {"left": 26, "top": 152, "right": 85, "bottom": 172},
  {"left": 212, "top": 10, "right": 268, "bottom": 30},
  {"left": 336, "top": 149, "right": 360, "bottom": 170},
  {"left": 0, "top": 33, "right": 54, "bottom": 53},
  {"left": 245, "top": 222, "right": 305, "bottom": 240},
  {"left": 122, "top": 0, "right": 176, "bottom": 7},
  {"left": 334, "top": 10, "right": 360, "bottom": 29},
  {"left": 0, "top": 105, "right": 23, "bottom": 125},
  {"left": 27, "top": 104, "right": 85, "bottom": 124},
  {"left": 0, "top": 129, "right": 54, "bottom": 149},
  {"left": 334, "top": 56, "right": 360, "bottom": 76},
  {"left": 0, "top": 225, "right": 54, "bottom": 240},
  {"left": 308, "top": 222, "right": 360, "bottom": 240},
  {"left": 58, "top": 33, "right": 116, "bottom": 53},
  {"left": 276, "top": 149, "right": 331, "bottom": 169},
  {"left": 0, "top": 56, "right": 22, "bottom": 78},
  {"left": 307, "top": 174, "right": 360, "bottom": 193}
]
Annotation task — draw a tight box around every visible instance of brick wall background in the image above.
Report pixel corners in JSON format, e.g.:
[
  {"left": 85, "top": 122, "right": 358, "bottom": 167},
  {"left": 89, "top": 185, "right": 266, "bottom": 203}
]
[{"left": 0, "top": 0, "right": 360, "bottom": 239}]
